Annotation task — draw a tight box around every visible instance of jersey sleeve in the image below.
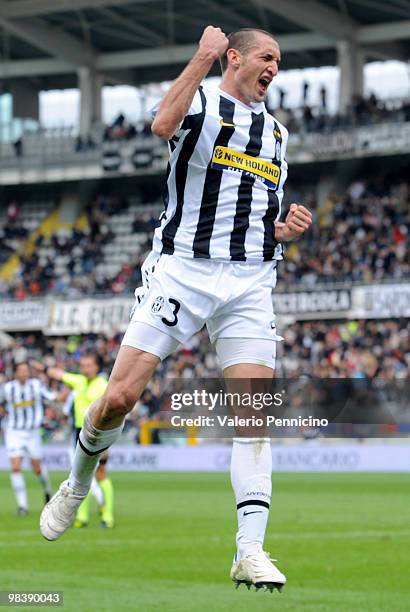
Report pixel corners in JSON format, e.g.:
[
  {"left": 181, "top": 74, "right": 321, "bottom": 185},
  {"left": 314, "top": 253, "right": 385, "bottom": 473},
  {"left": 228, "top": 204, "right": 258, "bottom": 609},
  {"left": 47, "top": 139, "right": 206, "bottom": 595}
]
[
  {"left": 62, "top": 391, "right": 75, "bottom": 417},
  {"left": 0, "top": 383, "right": 9, "bottom": 411},
  {"left": 150, "top": 87, "right": 206, "bottom": 138},
  {"left": 62, "top": 372, "right": 86, "bottom": 391},
  {"left": 280, "top": 124, "right": 289, "bottom": 161},
  {"left": 0, "top": 386, "right": 5, "bottom": 416},
  {"left": 40, "top": 383, "right": 57, "bottom": 401}
]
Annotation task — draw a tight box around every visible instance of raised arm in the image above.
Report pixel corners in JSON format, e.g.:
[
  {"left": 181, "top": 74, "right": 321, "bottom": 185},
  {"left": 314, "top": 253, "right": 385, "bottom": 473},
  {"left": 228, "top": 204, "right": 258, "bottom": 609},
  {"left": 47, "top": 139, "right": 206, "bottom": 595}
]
[
  {"left": 30, "top": 360, "right": 66, "bottom": 382},
  {"left": 151, "top": 26, "right": 228, "bottom": 140},
  {"left": 30, "top": 360, "right": 83, "bottom": 391}
]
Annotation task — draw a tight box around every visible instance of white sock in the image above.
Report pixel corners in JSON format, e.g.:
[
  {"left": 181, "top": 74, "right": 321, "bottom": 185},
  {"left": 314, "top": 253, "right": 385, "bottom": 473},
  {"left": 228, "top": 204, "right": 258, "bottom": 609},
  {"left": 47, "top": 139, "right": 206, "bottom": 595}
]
[
  {"left": 11, "top": 472, "right": 28, "bottom": 510},
  {"left": 230, "top": 438, "right": 272, "bottom": 559},
  {"left": 90, "top": 477, "right": 104, "bottom": 506},
  {"left": 68, "top": 410, "right": 123, "bottom": 496},
  {"left": 37, "top": 465, "right": 52, "bottom": 497}
]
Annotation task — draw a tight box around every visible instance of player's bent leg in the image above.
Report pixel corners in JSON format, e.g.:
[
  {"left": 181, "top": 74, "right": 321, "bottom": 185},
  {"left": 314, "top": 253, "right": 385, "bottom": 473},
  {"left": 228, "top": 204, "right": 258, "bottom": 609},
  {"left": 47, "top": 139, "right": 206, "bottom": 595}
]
[
  {"left": 40, "top": 346, "right": 160, "bottom": 542},
  {"left": 31, "top": 458, "right": 52, "bottom": 504},
  {"left": 75, "top": 491, "right": 96, "bottom": 528},
  {"left": 74, "top": 494, "right": 91, "bottom": 528},
  {"left": 68, "top": 346, "right": 160, "bottom": 495},
  {"left": 10, "top": 456, "right": 28, "bottom": 516},
  {"left": 99, "top": 480, "right": 114, "bottom": 529},
  {"left": 95, "top": 457, "right": 114, "bottom": 528},
  {"left": 220, "top": 356, "right": 286, "bottom": 592},
  {"left": 90, "top": 475, "right": 104, "bottom": 507}
]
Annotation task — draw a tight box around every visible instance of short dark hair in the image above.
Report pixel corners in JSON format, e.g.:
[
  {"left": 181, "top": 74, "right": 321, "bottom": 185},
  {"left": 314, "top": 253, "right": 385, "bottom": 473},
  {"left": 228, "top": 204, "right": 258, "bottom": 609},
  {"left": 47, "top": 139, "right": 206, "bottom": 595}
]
[
  {"left": 80, "top": 353, "right": 102, "bottom": 369},
  {"left": 220, "top": 28, "right": 277, "bottom": 73},
  {"left": 14, "top": 361, "right": 29, "bottom": 371}
]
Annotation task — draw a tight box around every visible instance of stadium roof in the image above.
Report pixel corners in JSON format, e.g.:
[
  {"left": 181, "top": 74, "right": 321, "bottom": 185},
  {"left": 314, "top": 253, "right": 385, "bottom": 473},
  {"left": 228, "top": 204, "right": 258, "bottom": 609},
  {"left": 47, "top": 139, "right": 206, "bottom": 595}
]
[{"left": 0, "top": 0, "right": 409, "bottom": 89}]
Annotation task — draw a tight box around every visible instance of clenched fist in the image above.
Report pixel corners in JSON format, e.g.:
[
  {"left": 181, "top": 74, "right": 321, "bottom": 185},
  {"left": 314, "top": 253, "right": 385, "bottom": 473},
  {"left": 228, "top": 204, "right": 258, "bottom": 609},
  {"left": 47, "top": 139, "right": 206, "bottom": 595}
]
[
  {"left": 199, "top": 25, "right": 229, "bottom": 60},
  {"left": 275, "top": 204, "right": 313, "bottom": 241}
]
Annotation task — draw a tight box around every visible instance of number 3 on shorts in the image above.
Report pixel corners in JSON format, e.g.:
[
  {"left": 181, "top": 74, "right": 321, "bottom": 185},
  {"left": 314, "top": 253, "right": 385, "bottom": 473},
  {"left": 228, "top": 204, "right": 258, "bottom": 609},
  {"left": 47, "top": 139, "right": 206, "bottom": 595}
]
[{"left": 161, "top": 298, "right": 181, "bottom": 327}]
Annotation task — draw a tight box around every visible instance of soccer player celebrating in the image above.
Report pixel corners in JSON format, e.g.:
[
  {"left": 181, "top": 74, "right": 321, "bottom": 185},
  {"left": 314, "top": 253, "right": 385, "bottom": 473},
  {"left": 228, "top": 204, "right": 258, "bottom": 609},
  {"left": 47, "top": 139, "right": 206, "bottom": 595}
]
[
  {"left": 34, "top": 354, "right": 114, "bottom": 528},
  {"left": 0, "top": 362, "right": 56, "bottom": 515},
  {"left": 41, "top": 26, "right": 312, "bottom": 592}
]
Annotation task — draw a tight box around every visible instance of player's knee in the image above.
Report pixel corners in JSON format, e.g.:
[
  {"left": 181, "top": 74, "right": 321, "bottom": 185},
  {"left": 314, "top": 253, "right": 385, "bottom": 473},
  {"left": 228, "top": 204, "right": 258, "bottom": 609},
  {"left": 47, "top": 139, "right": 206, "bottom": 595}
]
[{"left": 101, "top": 388, "right": 136, "bottom": 419}]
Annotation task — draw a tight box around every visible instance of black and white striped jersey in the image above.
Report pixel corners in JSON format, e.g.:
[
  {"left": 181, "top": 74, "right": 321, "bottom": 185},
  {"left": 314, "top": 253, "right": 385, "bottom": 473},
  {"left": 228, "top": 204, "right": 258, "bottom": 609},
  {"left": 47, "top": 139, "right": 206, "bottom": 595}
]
[
  {"left": 1, "top": 378, "right": 56, "bottom": 431},
  {"left": 153, "top": 86, "right": 289, "bottom": 262}
]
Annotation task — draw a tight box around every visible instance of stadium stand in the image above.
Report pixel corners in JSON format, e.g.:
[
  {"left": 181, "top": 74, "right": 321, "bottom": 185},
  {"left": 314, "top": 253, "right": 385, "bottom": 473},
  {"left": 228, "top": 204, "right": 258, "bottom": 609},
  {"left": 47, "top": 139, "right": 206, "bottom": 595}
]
[
  {"left": 0, "top": 200, "right": 55, "bottom": 264},
  {"left": 1, "top": 95, "right": 409, "bottom": 168},
  {"left": 271, "top": 94, "right": 410, "bottom": 134},
  {"left": 1, "top": 317, "right": 408, "bottom": 442},
  {"left": 278, "top": 174, "right": 410, "bottom": 288},
  {"left": 1, "top": 170, "right": 409, "bottom": 297},
  {"left": 1, "top": 319, "right": 409, "bottom": 384},
  {"left": 0, "top": 195, "right": 160, "bottom": 297}
]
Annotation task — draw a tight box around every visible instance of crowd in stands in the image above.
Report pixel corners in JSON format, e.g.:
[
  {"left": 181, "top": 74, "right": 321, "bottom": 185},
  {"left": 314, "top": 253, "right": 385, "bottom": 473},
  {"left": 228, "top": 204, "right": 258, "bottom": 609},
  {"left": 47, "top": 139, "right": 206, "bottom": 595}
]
[
  {"left": 0, "top": 202, "right": 28, "bottom": 266},
  {"left": 0, "top": 317, "right": 408, "bottom": 441},
  {"left": 1, "top": 195, "right": 157, "bottom": 298},
  {"left": 270, "top": 90, "right": 410, "bottom": 134},
  {"left": 1, "top": 320, "right": 408, "bottom": 383},
  {"left": 75, "top": 113, "right": 153, "bottom": 152},
  {"left": 277, "top": 175, "right": 410, "bottom": 288},
  {"left": 1, "top": 320, "right": 408, "bottom": 384},
  {"left": 280, "top": 319, "right": 409, "bottom": 379},
  {"left": 98, "top": 94, "right": 410, "bottom": 147},
  {"left": 90, "top": 93, "right": 410, "bottom": 149},
  {"left": 1, "top": 172, "right": 409, "bottom": 298},
  {"left": 97, "top": 94, "right": 410, "bottom": 146},
  {"left": 103, "top": 113, "right": 152, "bottom": 142},
  {"left": 5, "top": 90, "right": 410, "bottom": 161}
]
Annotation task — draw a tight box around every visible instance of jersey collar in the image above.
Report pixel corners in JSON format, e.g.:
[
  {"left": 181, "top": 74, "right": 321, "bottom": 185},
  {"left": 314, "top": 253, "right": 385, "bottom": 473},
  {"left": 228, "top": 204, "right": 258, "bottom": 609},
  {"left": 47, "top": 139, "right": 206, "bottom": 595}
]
[{"left": 218, "top": 87, "right": 265, "bottom": 113}]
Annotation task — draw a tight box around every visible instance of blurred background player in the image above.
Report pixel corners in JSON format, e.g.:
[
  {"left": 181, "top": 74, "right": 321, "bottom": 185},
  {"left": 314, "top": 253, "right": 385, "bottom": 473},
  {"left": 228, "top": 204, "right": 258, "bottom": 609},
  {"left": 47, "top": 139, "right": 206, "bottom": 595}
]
[
  {"left": 33, "top": 354, "right": 114, "bottom": 528},
  {"left": 0, "top": 362, "right": 57, "bottom": 515}
]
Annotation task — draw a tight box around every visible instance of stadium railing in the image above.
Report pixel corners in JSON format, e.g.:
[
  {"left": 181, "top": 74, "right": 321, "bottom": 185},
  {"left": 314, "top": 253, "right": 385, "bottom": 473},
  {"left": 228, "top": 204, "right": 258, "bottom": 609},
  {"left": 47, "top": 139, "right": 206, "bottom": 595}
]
[{"left": 1, "top": 118, "right": 410, "bottom": 182}]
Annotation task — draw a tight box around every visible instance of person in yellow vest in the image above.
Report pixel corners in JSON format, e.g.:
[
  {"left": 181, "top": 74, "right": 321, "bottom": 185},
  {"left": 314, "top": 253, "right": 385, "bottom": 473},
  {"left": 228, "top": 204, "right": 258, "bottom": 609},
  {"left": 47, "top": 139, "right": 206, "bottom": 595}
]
[{"left": 36, "top": 354, "right": 115, "bottom": 529}]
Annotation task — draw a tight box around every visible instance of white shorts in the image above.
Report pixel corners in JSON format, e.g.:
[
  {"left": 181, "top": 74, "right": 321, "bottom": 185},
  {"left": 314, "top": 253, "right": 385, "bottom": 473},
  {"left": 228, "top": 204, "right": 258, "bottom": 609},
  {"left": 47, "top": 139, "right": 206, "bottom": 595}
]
[
  {"left": 122, "top": 251, "right": 281, "bottom": 368},
  {"left": 5, "top": 429, "right": 43, "bottom": 460}
]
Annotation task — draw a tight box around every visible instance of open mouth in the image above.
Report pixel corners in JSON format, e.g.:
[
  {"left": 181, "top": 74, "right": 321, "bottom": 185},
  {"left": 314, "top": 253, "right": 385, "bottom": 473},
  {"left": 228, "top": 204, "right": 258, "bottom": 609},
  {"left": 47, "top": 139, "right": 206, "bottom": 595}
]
[{"left": 258, "top": 77, "right": 271, "bottom": 93}]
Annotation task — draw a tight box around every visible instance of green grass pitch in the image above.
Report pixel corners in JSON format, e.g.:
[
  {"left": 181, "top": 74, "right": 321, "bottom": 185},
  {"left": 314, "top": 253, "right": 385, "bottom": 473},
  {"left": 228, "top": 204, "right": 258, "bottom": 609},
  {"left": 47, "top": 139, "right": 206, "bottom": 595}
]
[{"left": 0, "top": 470, "right": 409, "bottom": 611}]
